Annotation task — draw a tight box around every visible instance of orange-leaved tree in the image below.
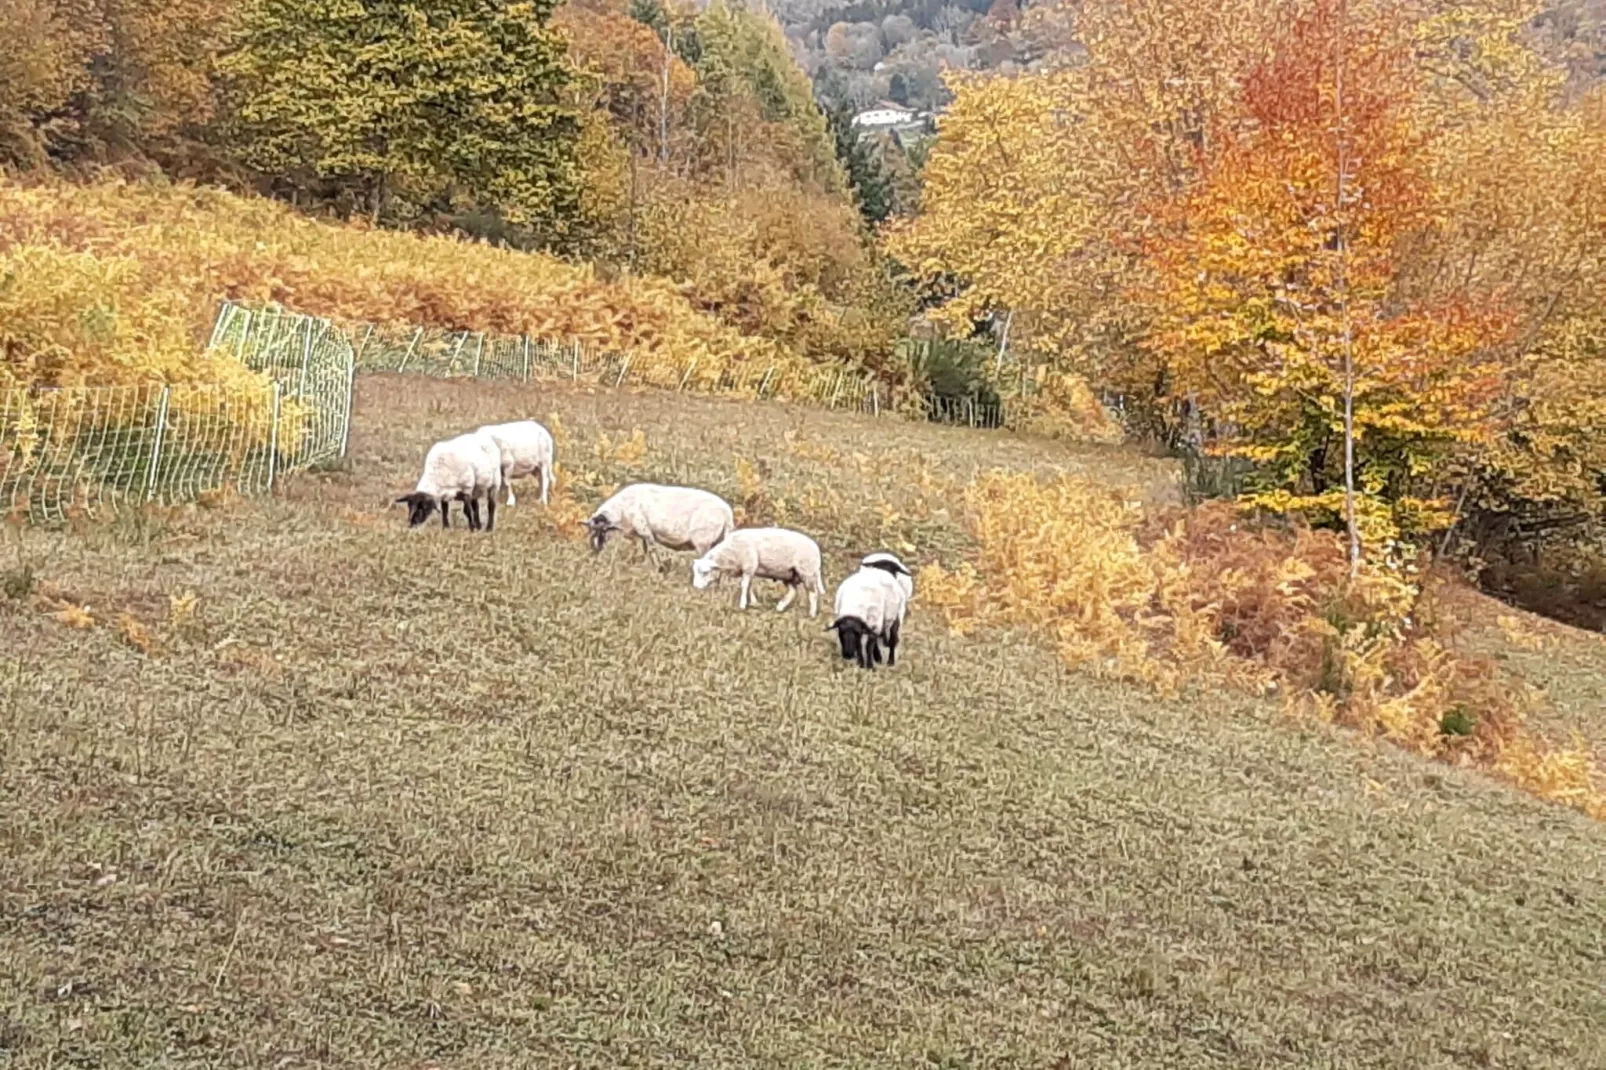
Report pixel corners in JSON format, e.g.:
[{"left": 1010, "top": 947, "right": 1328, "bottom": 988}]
[{"left": 1139, "top": 0, "right": 1514, "bottom": 556}]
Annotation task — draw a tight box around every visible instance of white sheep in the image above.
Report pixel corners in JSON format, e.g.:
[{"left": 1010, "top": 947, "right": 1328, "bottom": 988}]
[
  {"left": 476, "top": 420, "right": 554, "bottom": 507},
  {"left": 585, "top": 483, "right": 735, "bottom": 565},
  {"left": 395, "top": 430, "right": 503, "bottom": 531},
  {"left": 827, "top": 567, "right": 909, "bottom": 670},
  {"left": 859, "top": 551, "right": 914, "bottom": 622},
  {"left": 691, "top": 527, "right": 826, "bottom": 616}
]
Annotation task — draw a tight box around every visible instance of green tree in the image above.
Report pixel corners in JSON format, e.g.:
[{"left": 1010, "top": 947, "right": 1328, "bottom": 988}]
[
  {"left": 826, "top": 98, "right": 892, "bottom": 224},
  {"left": 691, "top": 1, "right": 842, "bottom": 193},
  {"left": 218, "top": 0, "right": 583, "bottom": 234}
]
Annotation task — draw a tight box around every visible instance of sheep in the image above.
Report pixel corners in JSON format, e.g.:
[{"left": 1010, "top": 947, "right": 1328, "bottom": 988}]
[
  {"left": 859, "top": 551, "right": 915, "bottom": 622},
  {"left": 585, "top": 483, "right": 735, "bottom": 566},
  {"left": 394, "top": 430, "right": 503, "bottom": 531},
  {"left": 690, "top": 527, "right": 826, "bottom": 616},
  {"left": 476, "top": 420, "right": 554, "bottom": 507},
  {"left": 827, "top": 567, "right": 909, "bottom": 670}
]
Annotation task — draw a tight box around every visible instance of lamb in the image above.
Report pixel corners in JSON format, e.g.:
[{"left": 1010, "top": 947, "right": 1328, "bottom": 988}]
[
  {"left": 394, "top": 430, "right": 503, "bottom": 531},
  {"left": 585, "top": 483, "right": 735, "bottom": 565},
  {"left": 827, "top": 566, "right": 909, "bottom": 670},
  {"left": 475, "top": 420, "right": 554, "bottom": 507},
  {"left": 859, "top": 551, "right": 915, "bottom": 622},
  {"left": 691, "top": 527, "right": 826, "bottom": 616}
]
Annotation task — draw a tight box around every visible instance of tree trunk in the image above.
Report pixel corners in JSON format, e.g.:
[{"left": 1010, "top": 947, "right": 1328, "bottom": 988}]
[
  {"left": 660, "top": 26, "right": 672, "bottom": 166},
  {"left": 371, "top": 172, "right": 387, "bottom": 226},
  {"left": 993, "top": 309, "right": 1014, "bottom": 375},
  {"left": 1335, "top": 0, "right": 1361, "bottom": 577}
]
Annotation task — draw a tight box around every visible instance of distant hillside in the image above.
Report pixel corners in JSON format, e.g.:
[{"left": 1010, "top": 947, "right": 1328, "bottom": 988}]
[
  {"left": 771, "top": 0, "right": 1041, "bottom": 111},
  {"left": 780, "top": 0, "right": 1606, "bottom": 113}
]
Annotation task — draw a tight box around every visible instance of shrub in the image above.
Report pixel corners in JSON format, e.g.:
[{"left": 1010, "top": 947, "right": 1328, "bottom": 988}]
[
  {"left": 0, "top": 177, "right": 815, "bottom": 389},
  {"left": 921, "top": 471, "right": 1606, "bottom": 818}
]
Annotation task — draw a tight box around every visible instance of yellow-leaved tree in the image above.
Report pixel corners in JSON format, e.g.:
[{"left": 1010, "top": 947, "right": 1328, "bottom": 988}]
[{"left": 899, "top": 0, "right": 1606, "bottom": 561}]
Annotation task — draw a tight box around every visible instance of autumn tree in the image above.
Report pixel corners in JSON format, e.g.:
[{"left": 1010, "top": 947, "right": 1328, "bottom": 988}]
[
  {"left": 218, "top": 0, "right": 584, "bottom": 233},
  {"left": 687, "top": 1, "right": 844, "bottom": 194},
  {"left": 900, "top": 0, "right": 1606, "bottom": 563},
  {"left": 0, "top": 0, "right": 234, "bottom": 169},
  {"left": 886, "top": 70, "right": 1126, "bottom": 378},
  {"left": 1143, "top": 2, "right": 1515, "bottom": 547}
]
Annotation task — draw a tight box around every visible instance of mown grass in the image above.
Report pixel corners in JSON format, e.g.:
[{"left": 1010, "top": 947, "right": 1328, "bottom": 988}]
[{"left": 2, "top": 376, "right": 1604, "bottom": 1068}]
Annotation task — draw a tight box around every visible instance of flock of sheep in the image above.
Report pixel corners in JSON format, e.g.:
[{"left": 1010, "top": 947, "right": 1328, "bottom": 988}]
[{"left": 393, "top": 420, "right": 916, "bottom": 669}]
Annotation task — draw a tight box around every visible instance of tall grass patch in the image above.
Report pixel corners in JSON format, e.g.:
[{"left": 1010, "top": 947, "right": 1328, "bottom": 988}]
[{"left": 920, "top": 472, "right": 1606, "bottom": 818}]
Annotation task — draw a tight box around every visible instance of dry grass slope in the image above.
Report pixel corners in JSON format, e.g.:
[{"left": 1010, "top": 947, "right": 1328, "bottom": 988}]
[{"left": 2, "top": 378, "right": 1604, "bottom": 1068}]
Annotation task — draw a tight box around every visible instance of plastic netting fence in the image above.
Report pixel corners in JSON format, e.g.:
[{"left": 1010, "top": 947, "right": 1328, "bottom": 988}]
[
  {"left": 334, "top": 309, "right": 1010, "bottom": 427},
  {"left": 1, "top": 308, "right": 354, "bottom": 522},
  {"left": 209, "top": 304, "right": 356, "bottom": 468},
  {"left": 0, "top": 300, "right": 1014, "bottom": 524}
]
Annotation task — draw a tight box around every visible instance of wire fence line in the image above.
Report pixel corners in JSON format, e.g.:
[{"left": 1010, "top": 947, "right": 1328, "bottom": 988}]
[
  {"left": 2, "top": 301, "right": 1013, "bottom": 524},
  {"left": 208, "top": 304, "right": 356, "bottom": 469},
  {"left": 1, "top": 308, "right": 353, "bottom": 523},
  {"left": 294, "top": 304, "right": 1013, "bottom": 428}
]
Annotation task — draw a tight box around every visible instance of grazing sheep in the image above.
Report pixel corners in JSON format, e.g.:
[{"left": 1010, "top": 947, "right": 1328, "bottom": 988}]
[
  {"left": 827, "top": 567, "right": 908, "bottom": 670},
  {"left": 394, "top": 431, "right": 503, "bottom": 531},
  {"left": 691, "top": 527, "right": 826, "bottom": 616},
  {"left": 585, "top": 483, "right": 735, "bottom": 565},
  {"left": 859, "top": 551, "right": 915, "bottom": 622},
  {"left": 476, "top": 420, "right": 554, "bottom": 507}
]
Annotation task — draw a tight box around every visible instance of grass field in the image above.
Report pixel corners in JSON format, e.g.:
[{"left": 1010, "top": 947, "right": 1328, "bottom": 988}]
[{"left": 2, "top": 375, "right": 1604, "bottom": 1069}]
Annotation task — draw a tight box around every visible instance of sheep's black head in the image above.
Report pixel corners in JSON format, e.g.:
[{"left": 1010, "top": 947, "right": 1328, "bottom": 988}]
[
  {"left": 828, "top": 616, "right": 867, "bottom": 661},
  {"left": 395, "top": 492, "right": 437, "bottom": 528},
  {"left": 585, "top": 514, "right": 615, "bottom": 553}
]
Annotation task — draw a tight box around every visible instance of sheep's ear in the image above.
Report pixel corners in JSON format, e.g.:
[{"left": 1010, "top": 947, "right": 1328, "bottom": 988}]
[{"left": 394, "top": 495, "right": 412, "bottom": 506}]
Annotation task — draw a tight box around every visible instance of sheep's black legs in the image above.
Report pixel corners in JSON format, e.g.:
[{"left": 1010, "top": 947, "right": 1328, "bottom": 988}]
[
  {"left": 859, "top": 632, "right": 879, "bottom": 670},
  {"left": 441, "top": 501, "right": 450, "bottom": 529},
  {"left": 465, "top": 498, "right": 481, "bottom": 531},
  {"left": 484, "top": 493, "right": 496, "bottom": 533},
  {"left": 886, "top": 618, "right": 900, "bottom": 667}
]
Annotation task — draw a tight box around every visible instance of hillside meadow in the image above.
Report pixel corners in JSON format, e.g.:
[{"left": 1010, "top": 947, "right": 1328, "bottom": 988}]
[{"left": 2, "top": 376, "right": 1604, "bottom": 1068}]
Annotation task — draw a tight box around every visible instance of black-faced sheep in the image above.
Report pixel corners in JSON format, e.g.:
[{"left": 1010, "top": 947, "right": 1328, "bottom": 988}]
[
  {"left": 827, "top": 566, "right": 908, "bottom": 670},
  {"left": 394, "top": 431, "right": 503, "bottom": 531},
  {"left": 585, "top": 483, "right": 735, "bottom": 565}
]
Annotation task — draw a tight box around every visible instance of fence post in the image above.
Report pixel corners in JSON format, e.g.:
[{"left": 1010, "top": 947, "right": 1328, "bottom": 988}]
[
  {"left": 397, "top": 326, "right": 423, "bottom": 373},
  {"left": 145, "top": 386, "right": 171, "bottom": 503},
  {"left": 207, "top": 303, "right": 235, "bottom": 352},
  {"left": 353, "top": 323, "right": 375, "bottom": 367},
  {"left": 234, "top": 309, "right": 253, "bottom": 361},
  {"left": 615, "top": 354, "right": 633, "bottom": 387},
  {"left": 872, "top": 383, "right": 879, "bottom": 417},
  {"left": 339, "top": 347, "right": 357, "bottom": 458},
  {"left": 522, "top": 336, "right": 532, "bottom": 382},
  {"left": 298, "top": 317, "right": 326, "bottom": 400},
  {"left": 571, "top": 341, "right": 581, "bottom": 380},
  {"left": 472, "top": 333, "right": 485, "bottom": 378},
  {"left": 267, "top": 381, "right": 281, "bottom": 492},
  {"left": 446, "top": 331, "right": 469, "bottom": 375},
  {"left": 678, "top": 358, "right": 697, "bottom": 391},
  {"left": 828, "top": 370, "right": 844, "bottom": 409}
]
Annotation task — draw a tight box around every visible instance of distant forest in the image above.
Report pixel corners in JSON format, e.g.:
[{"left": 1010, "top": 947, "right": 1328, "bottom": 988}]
[{"left": 776, "top": 0, "right": 1606, "bottom": 112}]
